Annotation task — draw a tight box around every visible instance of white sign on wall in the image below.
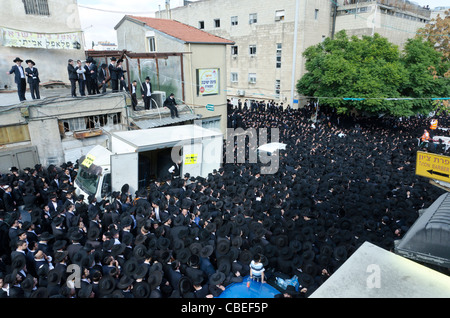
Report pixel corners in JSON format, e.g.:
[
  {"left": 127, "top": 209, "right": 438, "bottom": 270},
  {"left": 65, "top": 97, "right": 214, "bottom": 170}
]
[
  {"left": 197, "top": 68, "right": 219, "bottom": 96},
  {"left": 1, "top": 27, "right": 82, "bottom": 50}
]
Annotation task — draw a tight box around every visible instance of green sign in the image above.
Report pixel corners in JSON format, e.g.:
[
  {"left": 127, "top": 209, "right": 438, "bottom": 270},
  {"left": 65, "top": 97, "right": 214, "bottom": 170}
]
[{"left": 206, "top": 104, "right": 214, "bottom": 111}]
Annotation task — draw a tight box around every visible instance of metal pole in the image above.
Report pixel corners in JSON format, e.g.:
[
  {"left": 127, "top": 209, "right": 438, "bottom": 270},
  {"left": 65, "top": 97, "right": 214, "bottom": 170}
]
[
  {"left": 290, "top": 0, "right": 300, "bottom": 108},
  {"left": 372, "top": 2, "right": 377, "bottom": 36}
]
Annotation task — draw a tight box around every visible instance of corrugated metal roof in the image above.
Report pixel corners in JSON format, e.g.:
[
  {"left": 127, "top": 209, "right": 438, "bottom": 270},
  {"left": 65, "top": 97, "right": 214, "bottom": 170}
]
[
  {"left": 395, "top": 192, "right": 450, "bottom": 268},
  {"left": 131, "top": 113, "right": 200, "bottom": 129}
]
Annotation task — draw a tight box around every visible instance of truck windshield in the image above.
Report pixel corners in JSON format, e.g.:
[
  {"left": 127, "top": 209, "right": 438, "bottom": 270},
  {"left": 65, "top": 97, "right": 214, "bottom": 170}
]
[{"left": 75, "top": 166, "right": 100, "bottom": 196}]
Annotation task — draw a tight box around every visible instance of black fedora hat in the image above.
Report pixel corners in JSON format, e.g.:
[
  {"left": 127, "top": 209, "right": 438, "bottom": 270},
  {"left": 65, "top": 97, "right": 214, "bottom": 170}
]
[
  {"left": 78, "top": 283, "right": 94, "bottom": 298},
  {"left": 238, "top": 249, "right": 253, "bottom": 265},
  {"left": 13, "top": 57, "right": 23, "bottom": 63},
  {"left": 148, "top": 270, "right": 163, "bottom": 290},
  {"left": 189, "top": 242, "right": 202, "bottom": 256},
  {"left": 47, "top": 269, "right": 61, "bottom": 286},
  {"left": 123, "top": 258, "right": 139, "bottom": 277},
  {"left": 333, "top": 245, "right": 348, "bottom": 261},
  {"left": 299, "top": 273, "right": 314, "bottom": 288},
  {"left": 133, "top": 244, "right": 148, "bottom": 260},
  {"left": 175, "top": 247, "right": 192, "bottom": 264},
  {"left": 199, "top": 244, "right": 214, "bottom": 258},
  {"left": 179, "top": 276, "right": 193, "bottom": 296},
  {"left": 111, "top": 243, "right": 126, "bottom": 257},
  {"left": 133, "top": 264, "right": 149, "bottom": 280},
  {"left": 87, "top": 226, "right": 101, "bottom": 241},
  {"left": 25, "top": 59, "right": 35, "bottom": 65},
  {"left": 156, "top": 237, "right": 170, "bottom": 250},
  {"left": 209, "top": 271, "right": 225, "bottom": 286},
  {"left": 117, "top": 275, "right": 134, "bottom": 290},
  {"left": 39, "top": 232, "right": 54, "bottom": 241},
  {"left": 216, "top": 238, "right": 230, "bottom": 255},
  {"left": 133, "top": 281, "right": 151, "bottom": 298}
]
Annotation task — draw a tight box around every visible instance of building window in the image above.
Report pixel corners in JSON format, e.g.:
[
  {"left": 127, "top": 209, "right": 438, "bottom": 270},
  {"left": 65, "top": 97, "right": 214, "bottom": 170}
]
[
  {"left": 0, "top": 125, "right": 31, "bottom": 145},
  {"left": 231, "top": 45, "right": 238, "bottom": 56},
  {"left": 276, "top": 43, "right": 282, "bottom": 68},
  {"left": 147, "top": 36, "right": 156, "bottom": 52},
  {"left": 315, "top": 9, "right": 319, "bottom": 20},
  {"left": 248, "top": 73, "right": 256, "bottom": 84},
  {"left": 214, "top": 19, "right": 220, "bottom": 28},
  {"left": 249, "top": 45, "right": 257, "bottom": 56},
  {"left": 23, "top": 0, "right": 50, "bottom": 15},
  {"left": 275, "top": 10, "right": 285, "bottom": 22},
  {"left": 59, "top": 113, "right": 122, "bottom": 138},
  {"left": 249, "top": 13, "right": 257, "bottom": 24},
  {"left": 231, "top": 16, "right": 238, "bottom": 26},
  {"left": 231, "top": 72, "right": 238, "bottom": 83},
  {"left": 199, "top": 21, "right": 205, "bottom": 29},
  {"left": 275, "top": 80, "right": 281, "bottom": 98}
]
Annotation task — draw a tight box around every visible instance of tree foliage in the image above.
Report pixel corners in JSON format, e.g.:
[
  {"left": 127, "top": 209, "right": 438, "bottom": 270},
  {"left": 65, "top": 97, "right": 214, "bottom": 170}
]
[
  {"left": 417, "top": 9, "right": 450, "bottom": 111},
  {"left": 297, "top": 30, "right": 450, "bottom": 117}
]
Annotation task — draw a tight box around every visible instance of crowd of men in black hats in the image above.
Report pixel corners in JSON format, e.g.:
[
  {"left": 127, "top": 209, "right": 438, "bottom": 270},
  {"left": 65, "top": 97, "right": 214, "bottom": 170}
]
[{"left": 0, "top": 101, "right": 448, "bottom": 298}]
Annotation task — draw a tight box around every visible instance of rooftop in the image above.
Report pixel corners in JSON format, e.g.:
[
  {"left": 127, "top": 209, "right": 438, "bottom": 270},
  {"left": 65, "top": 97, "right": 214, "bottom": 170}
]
[{"left": 115, "top": 15, "right": 234, "bottom": 45}]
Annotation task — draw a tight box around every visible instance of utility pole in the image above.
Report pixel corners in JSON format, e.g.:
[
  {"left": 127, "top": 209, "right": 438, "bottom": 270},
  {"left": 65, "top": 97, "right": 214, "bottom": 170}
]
[
  {"left": 372, "top": 1, "right": 377, "bottom": 36},
  {"left": 290, "top": 0, "right": 300, "bottom": 109}
]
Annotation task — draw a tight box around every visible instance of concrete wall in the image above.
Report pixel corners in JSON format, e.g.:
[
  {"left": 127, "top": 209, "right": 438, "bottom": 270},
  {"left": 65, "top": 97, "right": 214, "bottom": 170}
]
[
  {"left": 168, "top": 0, "right": 333, "bottom": 106},
  {"left": 0, "top": 0, "right": 85, "bottom": 90},
  {"left": 183, "top": 43, "right": 229, "bottom": 135},
  {"left": 0, "top": 94, "right": 128, "bottom": 167},
  {"left": 335, "top": 3, "right": 430, "bottom": 50},
  {"left": 116, "top": 19, "right": 148, "bottom": 53},
  {"left": 116, "top": 19, "right": 229, "bottom": 135}
]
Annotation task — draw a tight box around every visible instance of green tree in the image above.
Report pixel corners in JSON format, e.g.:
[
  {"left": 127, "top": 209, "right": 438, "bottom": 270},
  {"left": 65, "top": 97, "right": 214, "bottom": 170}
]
[
  {"left": 297, "top": 30, "right": 449, "bottom": 117},
  {"left": 401, "top": 37, "right": 450, "bottom": 114}
]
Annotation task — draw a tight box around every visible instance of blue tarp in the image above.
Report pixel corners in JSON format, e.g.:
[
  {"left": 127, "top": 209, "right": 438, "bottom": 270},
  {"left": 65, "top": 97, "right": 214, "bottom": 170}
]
[{"left": 216, "top": 276, "right": 280, "bottom": 298}]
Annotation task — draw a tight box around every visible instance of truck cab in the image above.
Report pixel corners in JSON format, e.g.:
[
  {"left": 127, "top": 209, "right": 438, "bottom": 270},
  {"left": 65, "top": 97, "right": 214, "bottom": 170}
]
[{"left": 74, "top": 145, "right": 112, "bottom": 203}]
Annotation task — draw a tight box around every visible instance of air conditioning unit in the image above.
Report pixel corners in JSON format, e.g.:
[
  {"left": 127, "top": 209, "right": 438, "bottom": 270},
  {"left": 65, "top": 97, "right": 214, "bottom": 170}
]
[
  {"left": 151, "top": 91, "right": 167, "bottom": 108},
  {"left": 237, "top": 90, "right": 245, "bottom": 96}
]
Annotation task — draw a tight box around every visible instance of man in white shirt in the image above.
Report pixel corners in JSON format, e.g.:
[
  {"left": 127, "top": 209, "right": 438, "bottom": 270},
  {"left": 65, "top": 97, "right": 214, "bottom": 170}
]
[
  {"left": 6, "top": 57, "right": 27, "bottom": 101},
  {"left": 141, "top": 76, "right": 153, "bottom": 110}
]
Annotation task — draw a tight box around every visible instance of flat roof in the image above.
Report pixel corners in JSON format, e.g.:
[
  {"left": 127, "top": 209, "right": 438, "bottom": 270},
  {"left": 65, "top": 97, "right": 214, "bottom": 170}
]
[
  {"left": 112, "top": 124, "right": 222, "bottom": 150},
  {"left": 309, "top": 241, "right": 450, "bottom": 298}
]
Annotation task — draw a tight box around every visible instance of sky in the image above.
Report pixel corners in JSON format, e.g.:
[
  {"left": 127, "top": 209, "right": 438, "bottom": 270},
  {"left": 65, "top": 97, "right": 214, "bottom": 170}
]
[{"left": 77, "top": 0, "right": 449, "bottom": 48}]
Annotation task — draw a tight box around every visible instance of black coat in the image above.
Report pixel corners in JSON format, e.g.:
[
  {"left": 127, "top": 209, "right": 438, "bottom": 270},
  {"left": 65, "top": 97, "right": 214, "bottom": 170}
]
[
  {"left": 25, "top": 67, "right": 40, "bottom": 83},
  {"left": 141, "top": 81, "right": 152, "bottom": 97},
  {"left": 67, "top": 64, "right": 78, "bottom": 80},
  {"left": 8, "top": 65, "right": 26, "bottom": 84},
  {"left": 108, "top": 63, "right": 118, "bottom": 80}
]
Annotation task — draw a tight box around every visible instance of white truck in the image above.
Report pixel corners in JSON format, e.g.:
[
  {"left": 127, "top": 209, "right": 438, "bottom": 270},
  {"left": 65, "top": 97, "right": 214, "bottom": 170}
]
[{"left": 74, "top": 124, "right": 223, "bottom": 201}]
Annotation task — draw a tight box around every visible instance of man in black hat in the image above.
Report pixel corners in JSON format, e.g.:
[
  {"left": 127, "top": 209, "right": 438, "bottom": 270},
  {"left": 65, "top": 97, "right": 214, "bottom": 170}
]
[
  {"left": 130, "top": 80, "right": 138, "bottom": 111},
  {"left": 141, "top": 76, "right": 153, "bottom": 110},
  {"left": 163, "top": 93, "right": 179, "bottom": 119},
  {"left": 98, "top": 63, "right": 108, "bottom": 94},
  {"left": 25, "top": 59, "right": 40, "bottom": 100},
  {"left": 109, "top": 57, "right": 119, "bottom": 92},
  {"left": 6, "top": 57, "right": 27, "bottom": 102},
  {"left": 87, "top": 57, "right": 100, "bottom": 95},
  {"left": 117, "top": 59, "right": 127, "bottom": 92},
  {"left": 67, "top": 59, "right": 78, "bottom": 97}
]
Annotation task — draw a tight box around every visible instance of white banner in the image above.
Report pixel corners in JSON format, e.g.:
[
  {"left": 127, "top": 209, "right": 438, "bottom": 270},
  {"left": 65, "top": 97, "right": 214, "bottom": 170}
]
[
  {"left": 197, "top": 68, "right": 219, "bottom": 96},
  {"left": 1, "top": 27, "right": 82, "bottom": 50}
]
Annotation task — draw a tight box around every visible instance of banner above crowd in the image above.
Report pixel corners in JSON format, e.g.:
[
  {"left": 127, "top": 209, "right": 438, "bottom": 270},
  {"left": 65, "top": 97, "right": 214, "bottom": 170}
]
[{"left": 1, "top": 27, "right": 83, "bottom": 50}]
